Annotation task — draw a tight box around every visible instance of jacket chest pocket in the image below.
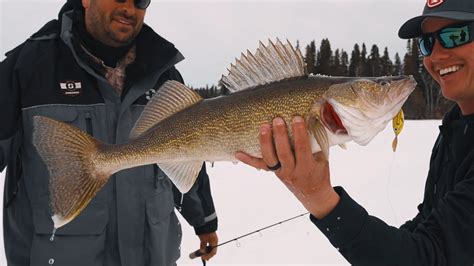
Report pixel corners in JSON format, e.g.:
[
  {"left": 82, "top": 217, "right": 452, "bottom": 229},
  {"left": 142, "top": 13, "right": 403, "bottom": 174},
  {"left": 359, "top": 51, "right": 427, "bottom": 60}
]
[{"left": 23, "top": 105, "right": 111, "bottom": 144}]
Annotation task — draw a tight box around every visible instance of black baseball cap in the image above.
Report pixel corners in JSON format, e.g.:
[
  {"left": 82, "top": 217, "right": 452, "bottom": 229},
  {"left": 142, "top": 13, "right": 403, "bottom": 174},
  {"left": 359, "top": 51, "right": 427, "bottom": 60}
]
[{"left": 398, "top": 0, "right": 474, "bottom": 39}]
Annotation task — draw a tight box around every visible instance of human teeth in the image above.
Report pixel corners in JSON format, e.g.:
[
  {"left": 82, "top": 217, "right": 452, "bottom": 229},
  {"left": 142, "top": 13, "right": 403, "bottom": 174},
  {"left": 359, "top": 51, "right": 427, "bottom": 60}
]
[{"left": 439, "top": 66, "right": 461, "bottom": 76}]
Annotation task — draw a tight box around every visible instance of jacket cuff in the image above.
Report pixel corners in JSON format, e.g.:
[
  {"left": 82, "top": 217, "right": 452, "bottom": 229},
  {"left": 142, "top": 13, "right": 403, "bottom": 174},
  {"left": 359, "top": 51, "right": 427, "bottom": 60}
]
[
  {"left": 310, "top": 186, "right": 368, "bottom": 247},
  {"left": 194, "top": 217, "right": 218, "bottom": 235}
]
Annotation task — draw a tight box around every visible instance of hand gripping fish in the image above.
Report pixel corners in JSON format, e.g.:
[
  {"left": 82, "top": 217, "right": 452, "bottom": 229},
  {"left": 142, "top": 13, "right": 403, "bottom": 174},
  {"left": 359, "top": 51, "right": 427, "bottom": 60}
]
[{"left": 33, "top": 39, "right": 416, "bottom": 228}]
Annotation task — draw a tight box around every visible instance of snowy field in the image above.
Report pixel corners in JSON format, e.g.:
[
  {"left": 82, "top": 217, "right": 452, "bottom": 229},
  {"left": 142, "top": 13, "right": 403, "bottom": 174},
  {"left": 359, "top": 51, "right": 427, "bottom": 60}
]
[{"left": 0, "top": 120, "right": 441, "bottom": 265}]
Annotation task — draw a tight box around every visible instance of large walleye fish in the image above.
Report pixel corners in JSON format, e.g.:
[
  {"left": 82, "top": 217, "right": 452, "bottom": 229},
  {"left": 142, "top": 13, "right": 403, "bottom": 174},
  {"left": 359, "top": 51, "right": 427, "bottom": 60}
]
[{"left": 33, "top": 39, "right": 416, "bottom": 228}]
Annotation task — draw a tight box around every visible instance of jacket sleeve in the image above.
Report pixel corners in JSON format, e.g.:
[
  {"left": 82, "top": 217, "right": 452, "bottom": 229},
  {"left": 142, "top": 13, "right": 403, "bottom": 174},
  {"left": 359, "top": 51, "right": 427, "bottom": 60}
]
[
  {"left": 0, "top": 45, "right": 23, "bottom": 171},
  {"left": 310, "top": 165, "right": 474, "bottom": 266},
  {"left": 166, "top": 68, "right": 218, "bottom": 235},
  {"left": 173, "top": 164, "right": 218, "bottom": 235},
  {"left": 399, "top": 203, "right": 424, "bottom": 233}
]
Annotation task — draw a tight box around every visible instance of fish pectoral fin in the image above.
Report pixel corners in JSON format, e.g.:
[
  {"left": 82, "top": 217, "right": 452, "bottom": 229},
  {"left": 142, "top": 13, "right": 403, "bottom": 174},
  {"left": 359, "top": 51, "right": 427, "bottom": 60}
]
[
  {"left": 158, "top": 161, "right": 204, "bottom": 193},
  {"left": 130, "top": 81, "right": 203, "bottom": 139},
  {"left": 308, "top": 116, "right": 330, "bottom": 160}
]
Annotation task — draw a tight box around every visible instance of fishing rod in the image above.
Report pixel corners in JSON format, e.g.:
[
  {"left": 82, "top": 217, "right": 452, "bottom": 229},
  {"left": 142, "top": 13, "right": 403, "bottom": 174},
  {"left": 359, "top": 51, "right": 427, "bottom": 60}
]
[{"left": 189, "top": 211, "right": 310, "bottom": 260}]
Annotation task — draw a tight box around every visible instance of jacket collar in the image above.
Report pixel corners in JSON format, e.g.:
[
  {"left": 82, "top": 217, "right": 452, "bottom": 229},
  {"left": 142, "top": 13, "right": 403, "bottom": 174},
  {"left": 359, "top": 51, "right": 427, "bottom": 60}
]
[
  {"left": 439, "top": 105, "right": 474, "bottom": 139},
  {"left": 442, "top": 105, "right": 474, "bottom": 126},
  {"left": 58, "top": 10, "right": 184, "bottom": 112}
]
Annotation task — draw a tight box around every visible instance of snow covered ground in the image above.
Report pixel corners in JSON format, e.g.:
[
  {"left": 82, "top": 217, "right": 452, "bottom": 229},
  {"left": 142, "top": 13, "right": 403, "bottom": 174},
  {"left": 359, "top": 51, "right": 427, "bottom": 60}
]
[{"left": 0, "top": 120, "right": 441, "bottom": 265}]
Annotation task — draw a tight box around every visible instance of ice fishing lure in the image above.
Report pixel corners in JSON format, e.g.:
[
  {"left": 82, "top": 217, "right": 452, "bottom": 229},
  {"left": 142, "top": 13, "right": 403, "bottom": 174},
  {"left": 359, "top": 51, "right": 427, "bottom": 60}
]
[{"left": 392, "top": 109, "right": 404, "bottom": 152}]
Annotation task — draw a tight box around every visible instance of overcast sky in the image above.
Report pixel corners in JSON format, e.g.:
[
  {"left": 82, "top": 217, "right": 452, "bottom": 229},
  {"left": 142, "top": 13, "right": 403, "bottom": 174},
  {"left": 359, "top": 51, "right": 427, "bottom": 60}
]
[{"left": 1, "top": 0, "right": 424, "bottom": 87}]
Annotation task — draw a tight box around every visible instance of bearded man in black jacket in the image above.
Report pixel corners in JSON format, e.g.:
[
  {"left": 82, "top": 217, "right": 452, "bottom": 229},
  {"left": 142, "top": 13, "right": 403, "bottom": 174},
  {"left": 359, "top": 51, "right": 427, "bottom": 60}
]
[
  {"left": 0, "top": 0, "right": 218, "bottom": 265},
  {"left": 238, "top": 0, "right": 474, "bottom": 265}
]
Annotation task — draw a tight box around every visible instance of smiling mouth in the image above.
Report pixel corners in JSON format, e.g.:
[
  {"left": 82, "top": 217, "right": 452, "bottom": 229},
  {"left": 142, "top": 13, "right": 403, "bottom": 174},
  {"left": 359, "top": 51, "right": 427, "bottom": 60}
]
[
  {"left": 439, "top": 65, "right": 462, "bottom": 77},
  {"left": 114, "top": 18, "right": 135, "bottom": 27}
]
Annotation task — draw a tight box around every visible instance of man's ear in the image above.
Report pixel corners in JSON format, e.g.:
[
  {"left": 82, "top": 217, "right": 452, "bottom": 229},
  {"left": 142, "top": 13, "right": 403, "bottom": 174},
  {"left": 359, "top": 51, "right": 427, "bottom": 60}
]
[{"left": 82, "top": 0, "right": 90, "bottom": 9}]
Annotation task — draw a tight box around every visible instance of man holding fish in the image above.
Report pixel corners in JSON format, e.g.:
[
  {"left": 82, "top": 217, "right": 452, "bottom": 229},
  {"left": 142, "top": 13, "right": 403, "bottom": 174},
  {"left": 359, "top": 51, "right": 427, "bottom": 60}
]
[
  {"left": 239, "top": 0, "right": 474, "bottom": 264},
  {"left": 0, "top": 0, "right": 218, "bottom": 265}
]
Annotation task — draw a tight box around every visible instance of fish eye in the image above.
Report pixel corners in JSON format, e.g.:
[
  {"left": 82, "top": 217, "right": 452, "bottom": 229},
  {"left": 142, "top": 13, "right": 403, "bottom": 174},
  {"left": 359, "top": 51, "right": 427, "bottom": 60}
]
[{"left": 379, "top": 80, "right": 391, "bottom": 86}]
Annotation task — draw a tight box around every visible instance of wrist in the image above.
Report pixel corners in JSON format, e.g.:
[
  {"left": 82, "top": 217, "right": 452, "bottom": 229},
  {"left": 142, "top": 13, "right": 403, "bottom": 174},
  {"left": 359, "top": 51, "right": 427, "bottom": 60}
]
[{"left": 304, "top": 187, "right": 340, "bottom": 219}]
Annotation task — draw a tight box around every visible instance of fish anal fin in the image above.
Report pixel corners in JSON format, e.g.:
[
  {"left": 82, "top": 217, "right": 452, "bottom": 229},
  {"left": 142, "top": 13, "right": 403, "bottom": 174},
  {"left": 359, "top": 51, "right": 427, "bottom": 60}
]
[
  {"left": 158, "top": 161, "right": 203, "bottom": 193},
  {"left": 130, "top": 81, "right": 203, "bottom": 139}
]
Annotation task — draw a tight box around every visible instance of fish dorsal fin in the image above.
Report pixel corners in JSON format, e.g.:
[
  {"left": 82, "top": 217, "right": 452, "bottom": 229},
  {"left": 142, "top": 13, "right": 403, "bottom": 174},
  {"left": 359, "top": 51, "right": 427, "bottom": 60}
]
[
  {"left": 158, "top": 161, "right": 203, "bottom": 193},
  {"left": 130, "top": 80, "right": 203, "bottom": 139},
  {"left": 219, "top": 38, "right": 307, "bottom": 93}
]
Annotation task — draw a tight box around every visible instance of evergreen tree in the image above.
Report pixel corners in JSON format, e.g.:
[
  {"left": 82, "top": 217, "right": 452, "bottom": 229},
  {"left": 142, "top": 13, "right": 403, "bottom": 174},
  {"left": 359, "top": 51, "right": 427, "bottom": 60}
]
[
  {"left": 367, "top": 44, "right": 382, "bottom": 76},
  {"left": 349, "top": 44, "right": 361, "bottom": 77},
  {"left": 392, "top": 52, "right": 402, "bottom": 76},
  {"left": 194, "top": 84, "right": 222, "bottom": 98},
  {"left": 332, "top": 49, "right": 342, "bottom": 76},
  {"left": 380, "top": 47, "right": 393, "bottom": 76},
  {"left": 340, "top": 50, "right": 349, "bottom": 76},
  {"left": 304, "top": 40, "right": 317, "bottom": 74},
  {"left": 403, "top": 39, "right": 428, "bottom": 118},
  {"left": 316, "top": 38, "right": 332, "bottom": 75},
  {"left": 360, "top": 43, "right": 368, "bottom": 76}
]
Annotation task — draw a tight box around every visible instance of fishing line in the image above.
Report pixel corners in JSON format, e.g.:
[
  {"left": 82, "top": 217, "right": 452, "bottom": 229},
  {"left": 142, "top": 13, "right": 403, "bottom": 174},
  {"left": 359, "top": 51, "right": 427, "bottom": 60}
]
[
  {"left": 386, "top": 152, "right": 399, "bottom": 225},
  {"left": 189, "top": 211, "right": 310, "bottom": 262}
]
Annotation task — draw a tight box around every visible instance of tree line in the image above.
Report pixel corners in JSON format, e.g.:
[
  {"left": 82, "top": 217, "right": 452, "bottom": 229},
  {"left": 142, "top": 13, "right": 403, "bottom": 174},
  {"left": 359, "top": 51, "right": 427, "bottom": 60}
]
[{"left": 193, "top": 38, "right": 454, "bottom": 119}]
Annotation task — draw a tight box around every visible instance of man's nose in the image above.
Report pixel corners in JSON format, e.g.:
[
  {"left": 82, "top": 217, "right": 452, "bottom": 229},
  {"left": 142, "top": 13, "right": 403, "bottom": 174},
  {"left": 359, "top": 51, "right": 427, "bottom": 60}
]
[{"left": 117, "top": 0, "right": 137, "bottom": 16}]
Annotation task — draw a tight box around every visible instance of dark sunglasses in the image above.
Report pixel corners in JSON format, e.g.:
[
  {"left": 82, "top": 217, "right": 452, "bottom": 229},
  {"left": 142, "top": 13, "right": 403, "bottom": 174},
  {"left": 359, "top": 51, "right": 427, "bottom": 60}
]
[
  {"left": 116, "top": 0, "right": 151, "bottom": 9},
  {"left": 134, "top": 0, "right": 150, "bottom": 9},
  {"left": 418, "top": 21, "right": 474, "bottom": 57},
  {"left": 133, "top": 0, "right": 151, "bottom": 9}
]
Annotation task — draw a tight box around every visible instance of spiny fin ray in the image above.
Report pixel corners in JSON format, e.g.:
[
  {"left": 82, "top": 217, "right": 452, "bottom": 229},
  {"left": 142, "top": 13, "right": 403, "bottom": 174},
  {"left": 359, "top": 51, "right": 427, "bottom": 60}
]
[{"left": 219, "top": 38, "right": 307, "bottom": 93}]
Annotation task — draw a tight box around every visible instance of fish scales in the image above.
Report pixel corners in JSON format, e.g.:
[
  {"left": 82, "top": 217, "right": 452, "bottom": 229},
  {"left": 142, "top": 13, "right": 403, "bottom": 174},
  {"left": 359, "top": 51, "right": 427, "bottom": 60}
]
[{"left": 99, "top": 77, "right": 340, "bottom": 170}]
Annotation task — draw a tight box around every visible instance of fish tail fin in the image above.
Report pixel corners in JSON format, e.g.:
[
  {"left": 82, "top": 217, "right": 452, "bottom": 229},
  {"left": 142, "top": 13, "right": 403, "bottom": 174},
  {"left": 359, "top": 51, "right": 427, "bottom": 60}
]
[{"left": 33, "top": 116, "right": 111, "bottom": 228}]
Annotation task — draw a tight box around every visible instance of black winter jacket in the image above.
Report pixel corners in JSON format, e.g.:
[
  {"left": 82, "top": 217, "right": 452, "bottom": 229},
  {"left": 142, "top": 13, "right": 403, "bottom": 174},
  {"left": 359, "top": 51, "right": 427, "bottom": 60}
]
[
  {"left": 312, "top": 105, "right": 474, "bottom": 265},
  {"left": 0, "top": 8, "right": 217, "bottom": 266}
]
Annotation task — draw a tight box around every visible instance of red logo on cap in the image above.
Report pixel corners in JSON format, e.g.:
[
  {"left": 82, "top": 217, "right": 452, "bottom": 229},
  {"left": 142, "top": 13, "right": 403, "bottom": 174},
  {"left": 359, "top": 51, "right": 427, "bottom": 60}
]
[{"left": 427, "top": 0, "right": 444, "bottom": 8}]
